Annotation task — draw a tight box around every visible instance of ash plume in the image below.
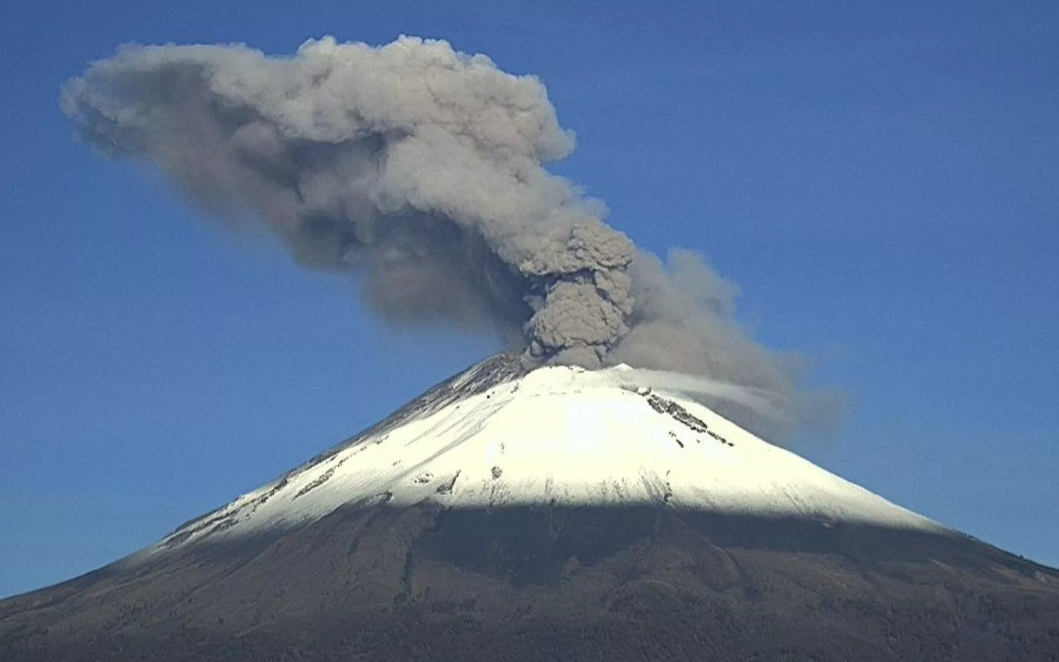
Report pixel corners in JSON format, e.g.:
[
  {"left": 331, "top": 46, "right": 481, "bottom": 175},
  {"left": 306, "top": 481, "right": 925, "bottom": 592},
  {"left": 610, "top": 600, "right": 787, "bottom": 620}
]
[{"left": 61, "top": 36, "right": 816, "bottom": 434}]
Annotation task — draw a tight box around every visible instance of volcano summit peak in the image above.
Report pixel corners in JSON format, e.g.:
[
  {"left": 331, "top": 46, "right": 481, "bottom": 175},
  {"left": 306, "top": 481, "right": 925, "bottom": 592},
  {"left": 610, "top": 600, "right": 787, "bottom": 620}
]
[{"left": 154, "top": 355, "right": 939, "bottom": 553}]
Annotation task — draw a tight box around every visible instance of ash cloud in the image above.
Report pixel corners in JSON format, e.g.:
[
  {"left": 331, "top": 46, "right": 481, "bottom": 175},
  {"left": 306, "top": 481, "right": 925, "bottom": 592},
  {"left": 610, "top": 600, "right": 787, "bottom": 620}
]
[{"left": 61, "top": 36, "right": 820, "bottom": 436}]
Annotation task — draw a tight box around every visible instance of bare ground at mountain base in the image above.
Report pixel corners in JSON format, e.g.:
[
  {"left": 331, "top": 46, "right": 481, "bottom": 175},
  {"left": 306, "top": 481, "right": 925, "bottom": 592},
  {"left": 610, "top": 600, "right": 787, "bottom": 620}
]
[{"left": 3, "top": 505, "right": 1058, "bottom": 661}]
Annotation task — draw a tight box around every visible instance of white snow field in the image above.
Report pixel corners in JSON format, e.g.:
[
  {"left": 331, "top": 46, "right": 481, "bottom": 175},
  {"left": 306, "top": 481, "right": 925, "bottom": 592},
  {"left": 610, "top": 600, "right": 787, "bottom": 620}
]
[{"left": 157, "top": 357, "right": 941, "bottom": 551}]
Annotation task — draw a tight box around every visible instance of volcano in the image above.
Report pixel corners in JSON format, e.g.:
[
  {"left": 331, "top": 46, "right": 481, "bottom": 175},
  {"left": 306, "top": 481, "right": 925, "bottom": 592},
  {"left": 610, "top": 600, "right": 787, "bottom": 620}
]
[{"left": 2, "top": 354, "right": 1057, "bottom": 661}]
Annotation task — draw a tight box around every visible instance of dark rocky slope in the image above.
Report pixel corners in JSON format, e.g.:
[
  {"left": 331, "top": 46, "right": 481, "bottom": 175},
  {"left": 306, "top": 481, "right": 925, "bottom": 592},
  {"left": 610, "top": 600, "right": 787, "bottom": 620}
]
[{"left": 3, "top": 503, "right": 1058, "bottom": 661}]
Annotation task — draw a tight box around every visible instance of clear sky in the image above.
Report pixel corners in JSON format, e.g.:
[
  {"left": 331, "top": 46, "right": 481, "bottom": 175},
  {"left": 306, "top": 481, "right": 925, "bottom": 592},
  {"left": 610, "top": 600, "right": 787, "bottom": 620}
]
[{"left": 1, "top": 0, "right": 1056, "bottom": 599}]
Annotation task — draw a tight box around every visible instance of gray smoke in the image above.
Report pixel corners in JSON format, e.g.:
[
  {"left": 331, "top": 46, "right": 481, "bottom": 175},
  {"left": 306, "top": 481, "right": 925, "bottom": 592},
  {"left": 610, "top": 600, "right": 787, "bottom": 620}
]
[{"left": 61, "top": 36, "right": 816, "bottom": 435}]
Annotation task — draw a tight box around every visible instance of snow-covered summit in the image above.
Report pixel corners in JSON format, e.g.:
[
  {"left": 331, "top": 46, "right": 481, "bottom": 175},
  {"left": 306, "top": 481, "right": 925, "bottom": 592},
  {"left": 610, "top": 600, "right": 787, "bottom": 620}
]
[{"left": 158, "top": 355, "right": 941, "bottom": 551}]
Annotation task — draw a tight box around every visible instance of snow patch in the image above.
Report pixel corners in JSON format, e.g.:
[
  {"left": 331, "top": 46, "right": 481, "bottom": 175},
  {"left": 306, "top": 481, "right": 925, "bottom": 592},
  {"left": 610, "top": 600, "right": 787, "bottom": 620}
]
[{"left": 154, "top": 359, "right": 943, "bottom": 552}]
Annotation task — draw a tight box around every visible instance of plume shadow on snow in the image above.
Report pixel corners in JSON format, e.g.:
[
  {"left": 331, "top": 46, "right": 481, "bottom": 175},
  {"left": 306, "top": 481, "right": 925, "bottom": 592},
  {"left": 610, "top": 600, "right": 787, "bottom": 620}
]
[
  {"left": 16, "top": 502, "right": 1054, "bottom": 608},
  {"left": 127, "top": 503, "right": 1059, "bottom": 588},
  {"left": 5, "top": 504, "right": 1058, "bottom": 662}
]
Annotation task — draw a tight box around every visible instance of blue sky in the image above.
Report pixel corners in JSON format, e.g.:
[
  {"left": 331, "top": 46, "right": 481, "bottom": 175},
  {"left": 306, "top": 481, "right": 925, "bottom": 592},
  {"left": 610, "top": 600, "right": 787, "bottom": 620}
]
[{"left": 1, "top": 0, "right": 1056, "bottom": 598}]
